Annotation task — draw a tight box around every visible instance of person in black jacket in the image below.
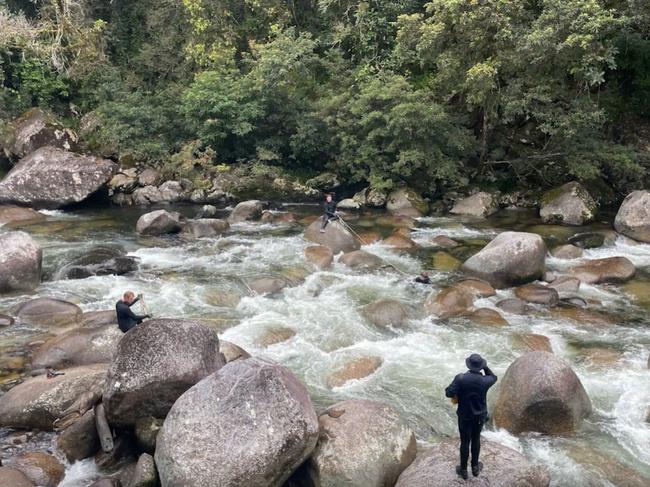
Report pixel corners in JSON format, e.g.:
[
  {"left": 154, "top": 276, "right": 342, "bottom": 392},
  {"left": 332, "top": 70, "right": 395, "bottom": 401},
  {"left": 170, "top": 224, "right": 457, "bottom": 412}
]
[
  {"left": 320, "top": 193, "right": 338, "bottom": 232},
  {"left": 116, "top": 291, "right": 150, "bottom": 333},
  {"left": 445, "top": 353, "right": 498, "bottom": 479}
]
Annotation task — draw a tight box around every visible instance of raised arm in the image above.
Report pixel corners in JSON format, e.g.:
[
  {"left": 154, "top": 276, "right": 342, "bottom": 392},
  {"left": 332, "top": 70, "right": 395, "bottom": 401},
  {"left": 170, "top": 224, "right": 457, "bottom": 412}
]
[{"left": 483, "top": 365, "right": 497, "bottom": 386}]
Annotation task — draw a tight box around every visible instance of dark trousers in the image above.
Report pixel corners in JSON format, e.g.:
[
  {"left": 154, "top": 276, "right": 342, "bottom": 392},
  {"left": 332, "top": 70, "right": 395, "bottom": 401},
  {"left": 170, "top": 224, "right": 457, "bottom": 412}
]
[
  {"left": 458, "top": 416, "right": 483, "bottom": 470},
  {"left": 320, "top": 213, "right": 338, "bottom": 229}
]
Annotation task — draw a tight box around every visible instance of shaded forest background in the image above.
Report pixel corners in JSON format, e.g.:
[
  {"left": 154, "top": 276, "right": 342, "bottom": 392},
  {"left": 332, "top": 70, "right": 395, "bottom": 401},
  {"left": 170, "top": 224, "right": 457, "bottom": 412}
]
[{"left": 2, "top": 0, "right": 650, "bottom": 200}]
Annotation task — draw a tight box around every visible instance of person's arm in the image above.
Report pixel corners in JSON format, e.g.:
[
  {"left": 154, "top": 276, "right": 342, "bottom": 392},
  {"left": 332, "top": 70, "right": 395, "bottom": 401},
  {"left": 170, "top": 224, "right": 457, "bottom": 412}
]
[
  {"left": 123, "top": 304, "right": 148, "bottom": 323},
  {"left": 445, "top": 374, "right": 462, "bottom": 398},
  {"left": 127, "top": 295, "right": 141, "bottom": 307},
  {"left": 483, "top": 365, "right": 497, "bottom": 386}
]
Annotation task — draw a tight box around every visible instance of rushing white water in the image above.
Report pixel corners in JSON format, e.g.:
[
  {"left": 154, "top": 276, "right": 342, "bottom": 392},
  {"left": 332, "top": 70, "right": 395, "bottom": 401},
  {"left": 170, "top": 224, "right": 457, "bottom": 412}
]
[{"left": 1, "top": 206, "right": 650, "bottom": 486}]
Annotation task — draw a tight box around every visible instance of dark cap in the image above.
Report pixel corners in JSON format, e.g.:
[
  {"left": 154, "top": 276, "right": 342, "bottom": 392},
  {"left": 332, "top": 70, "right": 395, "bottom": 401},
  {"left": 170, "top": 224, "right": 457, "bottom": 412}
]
[{"left": 465, "top": 353, "right": 486, "bottom": 372}]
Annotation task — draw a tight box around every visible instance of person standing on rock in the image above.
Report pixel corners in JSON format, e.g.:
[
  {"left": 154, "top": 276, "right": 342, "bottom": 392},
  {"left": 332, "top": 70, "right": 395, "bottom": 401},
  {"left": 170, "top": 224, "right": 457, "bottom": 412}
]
[
  {"left": 116, "top": 291, "right": 150, "bottom": 333},
  {"left": 445, "top": 353, "right": 497, "bottom": 480},
  {"left": 320, "top": 193, "right": 338, "bottom": 232}
]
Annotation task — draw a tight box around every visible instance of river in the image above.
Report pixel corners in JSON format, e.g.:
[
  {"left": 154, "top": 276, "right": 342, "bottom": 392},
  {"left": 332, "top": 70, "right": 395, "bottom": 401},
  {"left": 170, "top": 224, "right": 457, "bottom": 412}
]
[{"left": 1, "top": 204, "right": 649, "bottom": 486}]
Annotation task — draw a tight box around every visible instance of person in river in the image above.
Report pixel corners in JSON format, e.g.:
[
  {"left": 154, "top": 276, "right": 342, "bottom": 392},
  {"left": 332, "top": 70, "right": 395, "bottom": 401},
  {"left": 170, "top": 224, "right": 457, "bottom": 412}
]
[
  {"left": 414, "top": 271, "right": 431, "bottom": 284},
  {"left": 445, "top": 354, "right": 498, "bottom": 480},
  {"left": 116, "top": 291, "right": 150, "bottom": 333},
  {"left": 320, "top": 193, "right": 339, "bottom": 232}
]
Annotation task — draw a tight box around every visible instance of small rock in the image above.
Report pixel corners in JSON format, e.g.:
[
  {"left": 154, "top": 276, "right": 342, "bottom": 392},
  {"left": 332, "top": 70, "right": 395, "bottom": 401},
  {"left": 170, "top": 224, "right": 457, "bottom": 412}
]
[
  {"left": 127, "top": 453, "right": 158, "bottom": 487},
  {"left": 509, "top": 333, "right": 553, "bottom": 353},
  {"left": 430, "top": 235, "right": 460, "bottom": 249},
  {"left": 464, "top": 308, "right": 508, "bottom": 327},
  {"left": 339, "top": 250, "right": 384, "bottom": 271},
  {"left": 337, "top": 198, "right": 361, "bottom": 210},
  {"left": 552, "top": 244, "right": 584, "bottom": 259},
  {"left": 327, "top": 356, "right": 383, "bottom": 388},
  {"left": 249, "top": 277, "right": 287, "bottom": 295},
  {"left": 361, "top": 299, "right": 410, "bottom": 329},
  {"left": 0, "top": 231, "right": 42, "bottom": 293},
  {"left": 135, "top": 416, "right": 164, "bottom": 454},
  {"left": 0, "top": 313, "right": 15, "bottom": 327},
  {"left": 180, "top": 218, "right": 229, "bottom": 238},
  {"left": 431, "top": 251, "right": 461, "bottom": 271},
  {"left": 219, "top": 340, "right": 251, "bottom": 363},
  {"left": 138, "top": 168, "right": 161, "bottom": 187},
  {"left": 256, "top": 327, "right": 296, "bottom": 347},
  {"left": 386, "top": 188, "right": 428, "bottom": 217},
  {"left": 568, "top": 232, "right": 605, "bottom": 249},
  {"left": 455, "top": 278, "right": 496, "bottom": 298},
  {"left": 56, "top": 409, "right": 100, "bottom": 461},
  {"left": 540, "top": 182, "right": 597, "bottom": 226},
  {"left": 384, "top": 233, "right": 417, "bottom": 249},
  {"left": 0, "top": 206, "right": 45, "bottom": 225},
  {"left": 548, "top": 276, "right": 581, "bottom": 294},
  {"left": 14, "top": 297, "right": 82, "bottom": 327},
  {"left": 514, "top": 283, "right": 559, "bottom": 306},
  {"left": 195, "top": 204, "right": 217, "bottom": 218},
  {"left": 3, "top": 452, "right": 64, "bottom": 487}
]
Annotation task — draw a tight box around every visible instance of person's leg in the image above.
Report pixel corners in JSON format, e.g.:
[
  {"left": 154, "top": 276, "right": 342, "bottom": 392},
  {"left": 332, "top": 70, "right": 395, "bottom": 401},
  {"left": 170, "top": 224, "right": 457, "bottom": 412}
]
[
  {"left": 470, "top": 418, "right": 484, "bottom": 474},
  {"left": 320, "top": 214, "right": 329, "bottom": 230},
  {"left": 458, "top": 418, "right": 472, "bottom": 472}
]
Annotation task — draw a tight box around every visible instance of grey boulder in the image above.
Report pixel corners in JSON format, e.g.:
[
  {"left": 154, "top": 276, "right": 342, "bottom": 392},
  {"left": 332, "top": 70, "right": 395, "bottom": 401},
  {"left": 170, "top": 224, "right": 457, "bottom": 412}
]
[
  {"left": 339, "top": 250, "right": 383, "bottom": 271},
  {"left": 136, "top": 210, "right": 184, "bottom": 236},
  {"left": 14, "top": 297, "right": 82, "bottom": 328},
  {"left": 0, "top": 231, "right": 42, "bottom": 293},
  {"left": 180, "top": 218, "right": 229, "bottom": 238},
  {"left": 155, "top": 357, "right": 319, "bottom": 487},
  {"left": 10, "top": 108, "right": 77, "bottom": 158},
  {"left": 228, "top": 200, "right": 264, "bottom": 223},
  {"left": 102, "top": 319, "right": 224, "bottom": 427},
  {"left": 304, "top": 219, "right": 360, "bottom": 254},
  {"left": 540, "top": 182, "right": 597, "bottom": 226},
  {"left": 0, "top": 146, "right": 116, "bottom": 209},
  {"left": 614, "top": 190, "right": 650, "bottom": 242},
  {"left": 361, "top": 299, "right": 410, "bottom": 329},
  {"left": 54, "top": 246, "right": 138, "bottom": 280},
  {"left": 450, "top": 192, "right": 499, "bottom": 218}
]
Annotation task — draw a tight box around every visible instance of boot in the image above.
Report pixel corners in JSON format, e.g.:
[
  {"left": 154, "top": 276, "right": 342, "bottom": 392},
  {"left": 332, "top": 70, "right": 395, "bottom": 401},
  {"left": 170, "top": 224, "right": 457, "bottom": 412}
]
[
  {"left": 455, "top": 465, "right": 468, "bottom": 480},
  {"left": 472, "top": 462, "right": 483, "bottom": 477}
]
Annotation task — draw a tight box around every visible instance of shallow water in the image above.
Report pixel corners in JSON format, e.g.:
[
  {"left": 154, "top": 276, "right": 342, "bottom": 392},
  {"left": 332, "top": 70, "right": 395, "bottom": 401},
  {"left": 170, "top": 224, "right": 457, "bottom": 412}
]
[{"left": 1, "top": 205, "right": 649, "bottom": 486}]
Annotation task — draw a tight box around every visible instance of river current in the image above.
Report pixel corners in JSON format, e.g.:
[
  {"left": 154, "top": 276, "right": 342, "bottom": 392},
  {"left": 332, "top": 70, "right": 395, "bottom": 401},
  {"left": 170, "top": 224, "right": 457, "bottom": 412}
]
[{"left": 1, "top": 204, "right": 649, "bottom": 486}]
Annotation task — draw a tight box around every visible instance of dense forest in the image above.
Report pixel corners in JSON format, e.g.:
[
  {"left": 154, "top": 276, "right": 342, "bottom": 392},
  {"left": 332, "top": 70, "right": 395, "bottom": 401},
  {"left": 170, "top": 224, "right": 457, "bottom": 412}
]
[{"left": 1, "top": 0, "right": 650, "bottom": 200}]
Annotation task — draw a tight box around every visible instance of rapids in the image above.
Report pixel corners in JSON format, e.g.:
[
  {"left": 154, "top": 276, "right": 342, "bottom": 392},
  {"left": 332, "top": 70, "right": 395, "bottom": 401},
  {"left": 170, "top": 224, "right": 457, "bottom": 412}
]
[{"left": 1, "top": 204, "right": 649, "bottom": 486}]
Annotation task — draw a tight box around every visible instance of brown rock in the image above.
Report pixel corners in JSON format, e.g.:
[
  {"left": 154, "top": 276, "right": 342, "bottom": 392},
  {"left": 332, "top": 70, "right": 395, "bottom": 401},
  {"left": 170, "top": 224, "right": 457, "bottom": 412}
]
[
  {"left": 383, "top": 233, "right": 417, "bottom": 249},
  {"left": 135, "top": 416, "right": 164, "bottom": 454},
  {"left": 56, "top": 409, "right": 100, "bottom": 461},
  {"left": 431, "top": 251, "right": 461, "bottom": 271},
  {"left": 82, "top": 310, "right": 117, "bottom": 327},
  {"left": 548, "top": 276, "right": 581, "bottom": 294},
  {"left": 0, "top": 206, "right": 44, "bottom": 225},
  {"left": 305, "top": 245, "right": 334, "bottom": 269},
  {"left": 551, "top": 306, "right": 618, "bottom": 326},
  {"left": 256, "top": 327, "right": 296, "bottom": 347},
  {"left": 14, "top": 297, "right": 83, "bottom": 328},
  {"left": 567, "top": 444, "right": 650, "bottom": 487},
  {"left": 0, "top": 467, "right": 34, "bottom": 487},
  {"left": 424, "top": 286, "right": 473, "bottom": 319},
  {"left": 304, "top": 219, "right": 360, "bottom": 254},
  {"left": 219, "top": 340, "right": 251, "bottom": 363},
  {"left": 430, "top": 235, "right": 460, "bottom": 249},
  {"left": 327, "top": 356, "right": 383, "bottom": 388},
  {"left": 570, "top": 256, "right": 635, "bottom": 284},
  {"left": 514, "top": 283, "right": 559, "bottom": 306},
  {"left": 339, "top": 250, "right": 384, "bottom": 271},
  {"left": 464, "top": 308, "right": 508, "bottom": 327},
  {"left": 0, "top": 313, "right": 14, "bottom": 326},
  {"left": 361, "top": 299, "right": 410, "bottom": 329},
  {"left": 510, "top": 333, "right": 553, "bottom": 353},
  {"left": 358, "top": 231, "right": 382, "bottom": 244},
  {"left": 456, "top": 278, "right": 496, "bottom": 298},
  {"left": 4, "top": 452, "right": 64, "bottom": 487}
]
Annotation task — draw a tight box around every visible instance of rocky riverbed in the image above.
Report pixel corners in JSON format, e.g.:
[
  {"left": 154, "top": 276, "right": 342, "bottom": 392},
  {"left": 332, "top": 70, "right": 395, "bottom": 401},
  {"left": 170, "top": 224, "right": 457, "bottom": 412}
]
[{"left": 0, "top": 199, "right": 649, "bottom": 486}]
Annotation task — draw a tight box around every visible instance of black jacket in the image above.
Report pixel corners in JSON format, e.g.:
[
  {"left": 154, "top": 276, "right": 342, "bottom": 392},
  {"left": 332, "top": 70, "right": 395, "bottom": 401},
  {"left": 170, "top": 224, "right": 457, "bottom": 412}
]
[
  {"left": 116, "top": 297, "right": 146, "bottom": 332},
  {"left": 445, "top": 367, "right": 497, "bottom": 421},
  {"left": 324, "top": 200, "right": 337, "bottom": 217}
]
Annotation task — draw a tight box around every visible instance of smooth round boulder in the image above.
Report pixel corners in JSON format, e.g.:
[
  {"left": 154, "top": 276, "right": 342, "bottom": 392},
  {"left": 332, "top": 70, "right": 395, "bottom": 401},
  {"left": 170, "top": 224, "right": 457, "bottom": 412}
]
[
  {"left": 450, "top": 192, "right": 499, "bottom": 218},
  {"left": 464, "top": 308, "right": 508, "bottom": 326},
  {"left": 155, "top": 357, "right": 319, "bottom": 487},
  {"left": 461, "top": 232, "right": 546, "bottom": 288},
  {"left": 136, "top": 210, "right": 183, "bottom": 236},
  {"left": 0, "top": 467, "right": 34, "bottom": 487},
  {"left": 327, "top": 356, "right": 383, "bottom": 388},
  {"left": 0, "top": 364, "right": 107, "bottom": 430},
  {"left": 339, "top": 250, "right": 383, "bottom": 271},
  {"left": 424, "top": 286, "right": 473, "bottom": 319},
  {"left": 570, "top": 257, "right": 635, "bottom": 284},
  {"left": 337, "top": 198, "right": 361, "bottom": 210},
  {"left": 304, "top": 219, "right": 360, "bottom": 254},
  {"left": 0, "top": 231, "right": 42, "bottom": 293},
  {"left": 493, "top": 351, "right": 592, "bottom": 434},
  {"left": 510, "top": 333, "right": 553, "bottom": 353},
  {"left": 306, "top": 400, "right": 416, "bottom": 487},
  {"left": 361, "top": 298, "right": 410, "bottom": 329},
  {"left": 0, "top": 147, "right": 116, "bottom": 209},
  {"left": 305, "top": 245, "right": 334, "bottom": 269},
  {"left": 514, "top": 284, "right": 560, "bottom": 306},
  {"left": 4, "top": 452, "right": 64, "bottom": 487},
  {"left": 195, "top": 204, "right": 217, "bottom": 218},
  {"left": 32, "top": 325, "right": 122, "bottom": 369},
  {"left": 395, "top": 438, "right": 550, "bottom": 487},
  {"left": 180, "top": 218, "right": 229, "bottom": 239},
  {"left": 551, "top": 244, "right": 583, "bottom": 259},
  {"left": 228, "top": 200, "right": 264, "bottom": 223},
  {"left": 0, "top": 205, "right": 45, "bottom": 225},
  {"left": 540, "top": 182, "right": 597, "bottom": 226},
  {"left": 14, "top": 297, "right": 82, "bottom": 327},
  {"left": 102, "top": 319, "right": 224, "bottom": 427},
  {"left": 386, "top": 188, "right": 428, "bottom": 217},
  {"left": 54, "top": 246, "right": 138, "bottom": 280},
  {"left": 82, "top": 310, "right": 117, "bottom": 327},
  {"left": 614, "top": 190, "right": 650, "bottom": 243}
]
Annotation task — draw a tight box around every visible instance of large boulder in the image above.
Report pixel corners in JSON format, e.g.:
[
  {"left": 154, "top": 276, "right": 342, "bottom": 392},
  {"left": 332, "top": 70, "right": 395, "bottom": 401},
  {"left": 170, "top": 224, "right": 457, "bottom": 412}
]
[
  {"left": 32, "top": 325, "right": 122, "bottom": 369},
  {"left": 14, "top": 297, "right": 82, "bottom": 327},
  {"left": 339, "top": 250, "right": 383, "bottom": 271},
  {"left": 493, "top": 351, "right": 592, "bottom": 434},
  {"left": 570, "top": 256, "right": 635, "bottom": 284},
  {"left": 461, "top": 232, "right": 546, "bottom": 288},
  {"left": 155, "top": 357, "right": 319, "bottom": 487},
  {"left": 0, "top": 147, "right": 116, "bottom": 209},
  {"left": 0, "top": 467, "right": 34, "bottom": 487},
  {"left": 0, "top": 231, "right": 42, "bottom": 293},
  {"left": 10, "top": 108, "right": 77, "bottom": 158},
  {"left": 0, "top": 205, "right": 44, "bottom": 225},
  {"left": 102, "top": 319, "right": 224, "bottom": 427},
  {"left": 3, "top": 452, "right": 64, "bottom": 487},
  {"left": 136, "top": 210, "right": 184, "bottom": 236},
  {"left": 306, "top": 400, "right": 416, "bottom": 487},
  {"left": 228, "top": 200, "right": 264, "bottom": 223},
  {"left": 353, "top": 187, "right": 388, "bottom": 208},
  {"left": 424, "top": 286, "right": 474, "bottom": 319},
  {"left": 304, "top": 220, "right": 360, "bottom": 254},
  {"left": 386, "top": 188, "right": 428, "bottom": 217},
  {"left": 361, "top": 299, "right": 410, "bottom": 329},
  {"left": 395, "top": 438, "right": 550, "bottom": 487},
  {"left": 450, "top": 192, "right": 499, "bottom": 218},
  {"left": 540, "top": 182, "right": 597, "bottom": 226},
  {"left": 179, "top": 218, "right": 229, "bottom": 239},
  {"left": 304, "top": 245, "right": 334, "bottom": 269},
  {"left": 54, "top": 246, "right": 138, "bottom": 280},
  {"left": 614, "top": 190, "right": 650, "bottom": 242},
  {"left": 0, "top": 364, "right": 107, "bottom": 430}
]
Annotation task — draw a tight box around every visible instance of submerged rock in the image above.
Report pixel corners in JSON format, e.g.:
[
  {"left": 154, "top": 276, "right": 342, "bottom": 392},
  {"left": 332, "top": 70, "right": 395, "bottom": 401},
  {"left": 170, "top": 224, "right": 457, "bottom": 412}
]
[
  {"left": 0, "top": 467, "right": 34, "bottom": 487},
  {"left": 570, "top": 256, "right": 635, "bottom": 284},
  {"left": 306, "top": 400, "right": 416, "bottom": 487},
  {"left": 395, "top": 438, "right": 550, "bottom": 487},
  {"left": 339, "top": 250, "right": 383, "bottom": 270},
  {"left": 103, "top": 319, "right": 224, "bottom": 427},
  {"left": 304, "top": 219, "right": 360, "bottom": 254},
  {"left": 327, "top": 356, "right": 383, "bottom": 388},
  {"left": 0, "top": 147, "right": 115, "bottom": 209},
  {"left": 0, "top": 231, "right": 42, "bottom": 293},
  {"left": 493, "top": 351, "right": 592, "bottom": 434},
  {"left": 383, "top": 232, "right": 417, "bottom": 249},
  {"left": 540, "top": 182, "right": 597, "bottom": 226},
  {"left": 455, "top": 279, "right": 496, "bottom": 298},
  {"left": 54, "top": 246, "right": 138, "bottom": 279},
  {"left": 464, "top": 308, "right": 508, "bottom": 327},
  {"left": 424, "top": 286, "right": 474, "bottom": 319},
  {"left": 614, "top": 190, "right": 650, "bottom": 243},
  {"left": 450, "top": 192, "right": 499, "bottom": 218},
  {"left": 14, "top": 297, "right": 82, "bottom": 327},
  {"left": 155, "top": 357, "right": 319, "bottom": 487},
  {"left": 361, "top": 298, "right": 410, "bottom": 329},
  {"left": 255, "top": 327, "right": 296, "bottom": 347},
  {"left": 430, "top": 235, "right": 460, "bottom": 249},
  {"left": 509, "top": 333, "right": 553, "bottom": 353},
  {"left": 136, "top": 209, "right": 183, "bottom": 236},
  {"left": 461, "top": 232, "right": 546, "bottom": 288}
]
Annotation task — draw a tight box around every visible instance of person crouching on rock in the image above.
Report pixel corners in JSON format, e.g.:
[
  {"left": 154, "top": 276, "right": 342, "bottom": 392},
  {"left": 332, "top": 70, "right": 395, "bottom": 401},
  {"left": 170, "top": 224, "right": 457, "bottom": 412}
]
[
  {"left": 116, "top": 291, "right": 150, "bottom": 333},
  {"left": 445, "top": 353, "right": 497, "bottom": 480},
  {"left": 414, "top": 271, "right": 431, "bottom": 284},
  {"left": 320, "top": 193, "right": 338, "bottom": 232}
]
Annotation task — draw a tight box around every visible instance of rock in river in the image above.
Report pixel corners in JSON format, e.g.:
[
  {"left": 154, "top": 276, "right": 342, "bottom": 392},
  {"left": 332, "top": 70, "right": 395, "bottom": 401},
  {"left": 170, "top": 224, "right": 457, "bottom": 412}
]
[
  {"left": 0, "top": 146, "right": 116, "bottom": 209},
  {"left": 54, "top": 246, "right": 138, "bottom": 280},
  {"left": 0, "top": 364, "right": 107, "bottom": 430},
  {"left": 570, "top": 256, "right": 635, "bottom": 284},
  {"left": 540, "top": 182, "right": 597, "bottom": 226},
  {"left": 305, "top": 400, "right": 416, "bottom": 487},
  {"left": 450, "top": 192, "right": 499, "bottom": 218},
  {"left": 0, "top": 231, "right": 42, "bottom": 293},
  {"left": 155, "top": 357, "right": 319, "bottom": 487},
  {"left": 361, "top": 298, "right": 410, "bottom": 329},
  {"left": 14, "top": 297, "right": 82, "bottom": 328},
  {"left": 493, "top": 351, "right": 592, "bottom": 434},
  {"left": 614, "top": 190, "right": 650, "bottom": 243},
  {"left": 461, "top": 232, "right": 546, "bottom": 288},
  {"left": 136, "top": 209, "right": 184, "bottom": 236},
  {"left": 304, "top": 219, "right": 360, "bottom": 254},
  {"left": 424, "top": 286, "right": 474, "bottom": 319},
  {"left": 3, "top": 451, "right": 64, "bottom": 487},
  {"left": 228, "top": 200, "right": 264, "bottom": 223},
  {"left": 395, "top": 438, "right": 550, "bottom": 487},
  {"left": 103, "top": 319, "right": 224, "bottom": 427},
  {"left": 339, "top": 250, "right": 383, "bottom": 271},
  {"left": 304, "top": 245, "right": 334, "bottom": 269}
]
